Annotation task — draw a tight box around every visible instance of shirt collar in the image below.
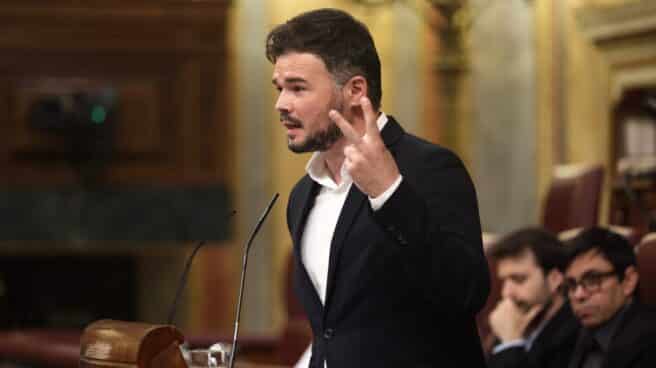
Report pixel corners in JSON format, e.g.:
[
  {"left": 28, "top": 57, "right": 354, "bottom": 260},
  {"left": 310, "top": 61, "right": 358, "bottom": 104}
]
[
  {"left": 525, "top": 313, "right": 550, "bottom": 350},
  {"left": 306, "top": 112, "right": 388, "bottom": 190}
]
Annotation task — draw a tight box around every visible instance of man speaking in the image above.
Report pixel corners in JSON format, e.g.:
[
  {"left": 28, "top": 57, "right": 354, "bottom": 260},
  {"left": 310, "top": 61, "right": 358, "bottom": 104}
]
[{"left": 266, "top": 8, "right": 490, "bottom": 367}]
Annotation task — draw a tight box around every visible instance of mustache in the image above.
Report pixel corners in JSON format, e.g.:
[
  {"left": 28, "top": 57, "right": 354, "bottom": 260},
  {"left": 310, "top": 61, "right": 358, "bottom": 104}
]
[{"left": 280, "top": 113, "right": 303, "bottom": 128}]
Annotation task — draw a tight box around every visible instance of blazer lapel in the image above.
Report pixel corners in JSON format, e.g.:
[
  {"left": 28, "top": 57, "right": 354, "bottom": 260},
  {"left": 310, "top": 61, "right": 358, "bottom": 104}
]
[
  {"left": 531, "top": 303, "right": 577, "bottom": 358},
  {"left": 291, "top": 175, "right": 319, "bottom": 254},
  {"left": 324, "top": 185, "right": 367, "bottom": 308},
  {"left": 290, "top": 175, "right": 324, "bottom": 314},
  {"left": 323, "top": 116, "right": 405, "bottom": 308},
  {"left": 380, "top": 116, "right": 404, "bottom": 149}
]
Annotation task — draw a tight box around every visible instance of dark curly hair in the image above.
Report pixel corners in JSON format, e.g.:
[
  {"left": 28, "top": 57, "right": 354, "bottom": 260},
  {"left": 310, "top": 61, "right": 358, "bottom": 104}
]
[
  {"left": 564, "top": 227, "right": 636, "bottom": 280},
  {"left": 265, "top": 8, "right": 382, "bottom": 110},
  {"left": 489, "top": 227, "right": 568, "bottom": 273}
]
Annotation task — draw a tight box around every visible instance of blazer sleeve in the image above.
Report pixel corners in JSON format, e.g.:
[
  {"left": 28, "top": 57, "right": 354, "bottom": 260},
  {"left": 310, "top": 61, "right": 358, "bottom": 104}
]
[
  {"left": 487, "top": 347, "right": 531, "bottom": 368},
  {"left": 373, "top": 146, "right": 490, "bottom": 315}
]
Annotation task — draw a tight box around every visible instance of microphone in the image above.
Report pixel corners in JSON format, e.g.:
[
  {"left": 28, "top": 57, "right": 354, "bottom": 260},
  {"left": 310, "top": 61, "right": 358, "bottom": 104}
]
[
  {"left": 167, "top": 210, "right": 237, "bottom": 326},
  {"left": 228, "top": 193, "right": 279, "bottom": 368}
]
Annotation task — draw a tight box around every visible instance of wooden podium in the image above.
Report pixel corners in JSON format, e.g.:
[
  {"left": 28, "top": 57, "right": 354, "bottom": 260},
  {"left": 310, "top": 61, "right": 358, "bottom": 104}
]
[{"left": 79, "top": 320, "right": 187, "bottom": 368}]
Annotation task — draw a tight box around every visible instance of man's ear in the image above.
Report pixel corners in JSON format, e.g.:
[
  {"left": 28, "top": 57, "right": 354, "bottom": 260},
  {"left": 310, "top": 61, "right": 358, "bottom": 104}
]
[
  {"left": 546, "top": 269, "right": 564, "bottom": 294},
  {"left": 344, "top": 76, "right": 368, "bottom": 106},
  {"left": 621, "top": 265, "right": 639, "bottom": 297}
]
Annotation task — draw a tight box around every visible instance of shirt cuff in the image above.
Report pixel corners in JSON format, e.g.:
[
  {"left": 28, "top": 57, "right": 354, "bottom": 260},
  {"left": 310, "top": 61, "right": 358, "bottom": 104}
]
[
  {"left": 492, "top": 339, "right": 526, "bottom": 355},
  {"left": 369, "top": 175, "right": 403, "bottom": 211}
]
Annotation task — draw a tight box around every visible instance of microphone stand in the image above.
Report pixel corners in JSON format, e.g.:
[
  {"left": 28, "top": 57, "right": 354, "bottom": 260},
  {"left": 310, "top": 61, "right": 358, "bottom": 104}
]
[{"left": 228, "top": 193, "right": 279, "bottom": 368}]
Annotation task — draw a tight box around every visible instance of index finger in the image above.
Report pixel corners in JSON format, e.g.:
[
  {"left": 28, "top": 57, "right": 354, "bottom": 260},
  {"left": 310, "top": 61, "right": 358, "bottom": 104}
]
[
  {"left": 329, "top": 109, "right": 361, "bottom": 143},
  {"left": 360, "top": 97, "right": 379, "bottom": 137}
]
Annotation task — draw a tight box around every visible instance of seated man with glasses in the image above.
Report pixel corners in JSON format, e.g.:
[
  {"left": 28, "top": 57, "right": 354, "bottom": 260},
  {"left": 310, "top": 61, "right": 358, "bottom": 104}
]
[
  {"left": 487, "top": 228, "right": 580, "bottom": 368},
  {"left": 564, "top": 227, "right": 656, "bottom": 368}
]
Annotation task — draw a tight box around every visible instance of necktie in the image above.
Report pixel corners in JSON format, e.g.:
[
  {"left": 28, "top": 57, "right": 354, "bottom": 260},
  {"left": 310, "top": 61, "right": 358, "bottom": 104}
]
[{"left": 571, "top": 333, "right": 603, "bottom": 368}]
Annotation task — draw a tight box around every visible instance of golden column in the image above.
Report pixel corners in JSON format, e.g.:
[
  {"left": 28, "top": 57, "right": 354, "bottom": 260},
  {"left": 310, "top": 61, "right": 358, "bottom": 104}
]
[
  {"left": 352, "top": 0, "right": 472, "bottom": 157},
  {"left": 430, "top": 0, "right": 471, "bottom": 157}
]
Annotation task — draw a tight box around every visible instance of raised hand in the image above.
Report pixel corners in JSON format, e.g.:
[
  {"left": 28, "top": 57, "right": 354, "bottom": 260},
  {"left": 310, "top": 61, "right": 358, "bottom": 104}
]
[
  {"left": 329, "top": 97, "right": 400, "bottom": 198},
  {"left": 488, "top": 298, "right": 544, "bottom": 343}
]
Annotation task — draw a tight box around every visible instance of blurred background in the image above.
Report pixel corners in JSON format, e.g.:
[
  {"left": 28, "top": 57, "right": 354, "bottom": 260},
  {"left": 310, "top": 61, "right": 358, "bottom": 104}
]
[{"left": 0, "top": 0, "right": 655, "bottom": 366}]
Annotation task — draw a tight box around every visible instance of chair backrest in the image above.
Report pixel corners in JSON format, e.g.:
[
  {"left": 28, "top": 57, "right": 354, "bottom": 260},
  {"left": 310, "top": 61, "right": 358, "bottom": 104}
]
[
  {"left": 636, "top": 233, "right": 656, "bottom": 306},
  {"left": 559, "top": 225, "right": 641, "bottom": 247},
  {"left": 542, "top": 164, "right": 605, "bottom": 234}
]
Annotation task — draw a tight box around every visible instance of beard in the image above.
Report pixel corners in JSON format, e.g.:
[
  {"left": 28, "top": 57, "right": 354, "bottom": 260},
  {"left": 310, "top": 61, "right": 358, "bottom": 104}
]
[
  {"left": 283, "top": 98, "right": 345, "bottom": 153},
  {"left": 287, "top": 120, "right": 343, "bottom": 153}
]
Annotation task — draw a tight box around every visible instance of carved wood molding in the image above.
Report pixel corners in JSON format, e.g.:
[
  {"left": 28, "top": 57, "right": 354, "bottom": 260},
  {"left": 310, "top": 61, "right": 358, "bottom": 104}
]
[
  {"left": 0, "top": 1, "right": 231, "bottom": 53},
  {"left": 576, "top": 0, "right": 656, "bottom": 102},
  {"left": 576, "top": 0, "right": 656, "bottom": 46},
  {"left": 0, "top": 1, "right": 231, "bottom": 24}
]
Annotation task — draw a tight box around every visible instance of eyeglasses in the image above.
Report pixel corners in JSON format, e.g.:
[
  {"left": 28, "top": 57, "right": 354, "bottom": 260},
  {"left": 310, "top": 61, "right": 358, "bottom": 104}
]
[{"left": 563, "top": 270, "right": 617, "bottom": 296}]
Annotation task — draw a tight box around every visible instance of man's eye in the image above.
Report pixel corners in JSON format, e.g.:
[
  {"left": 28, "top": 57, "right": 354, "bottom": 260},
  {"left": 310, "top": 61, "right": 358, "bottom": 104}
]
[
  {"left": 581, "top": 274, "right": 601, "bottom": 285},
  {"left": 292, "top": 86, "right": 305, "bottom": 92},
  {"left": 510, "top": 275, "right": 527, "bottom": 283}
]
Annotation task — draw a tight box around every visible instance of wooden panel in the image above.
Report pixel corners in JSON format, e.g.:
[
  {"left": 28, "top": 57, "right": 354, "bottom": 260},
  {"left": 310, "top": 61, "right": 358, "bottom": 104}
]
[
  {"left": 0, "top": 1, "right": 229, "bottom": 53},
  {"left": 0, "top": 80, "right": 10, "bottom": 165},
  {"left": 115, "top": 80, "right": 163, "bottom": 153},
  {"left": 0, "top": 0, "right": 230, "bottom": 186},
  {"left": 8, "top": 78, "right": 161, "bottom": 154}
]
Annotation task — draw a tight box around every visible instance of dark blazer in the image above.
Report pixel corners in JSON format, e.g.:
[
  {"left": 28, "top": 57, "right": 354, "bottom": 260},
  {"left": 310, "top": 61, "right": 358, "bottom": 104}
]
[
  {"left": 487, "top": 303, "right": 580, "bottom": 368},
  {"left": 568, "top": 302, "right": 656, "bottom": 368},
  {"left": 286, "top": 117, "right": 490, "bottom": 368}
]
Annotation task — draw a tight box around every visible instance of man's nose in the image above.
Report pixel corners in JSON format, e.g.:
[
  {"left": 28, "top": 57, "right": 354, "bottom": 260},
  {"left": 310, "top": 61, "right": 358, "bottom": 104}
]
[
  {"left": 275, "top": 91, "right": 291, "bottom": 113},
  {"left": 570, "top": 284, "right": 587, "bottom": 300},
  {"left": 501, "top": 282, "right": 513, "bottom": 299}
]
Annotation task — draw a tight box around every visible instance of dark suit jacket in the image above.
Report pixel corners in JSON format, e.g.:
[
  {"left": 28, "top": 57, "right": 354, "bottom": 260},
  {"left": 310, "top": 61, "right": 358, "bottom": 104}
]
[
  {"left": 568, "top": 302, "right": 656, "bottom": 368},
  {"left": 487, "top": 303, "right": 580, "bottom": 368},
  {"left": 286, "top": 117, "right": 490, "bottom": 368}
]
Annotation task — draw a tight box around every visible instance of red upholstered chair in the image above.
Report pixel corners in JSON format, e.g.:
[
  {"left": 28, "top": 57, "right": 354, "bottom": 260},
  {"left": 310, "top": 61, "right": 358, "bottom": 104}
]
[
  {"left": 542, "top": 164, "right": 605, "bottom": 234},
  {"left": 636, "top": 233, "right": 656, "bottom": 306},
  {"left": 559, "top": 225, "right": 640, "bottom": 247},
  {"left": 0, "top": 329, "right": 80, "bottom": 367},
  {"left": 613, "top": 225, "right": 642, "bottom": 247}
]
